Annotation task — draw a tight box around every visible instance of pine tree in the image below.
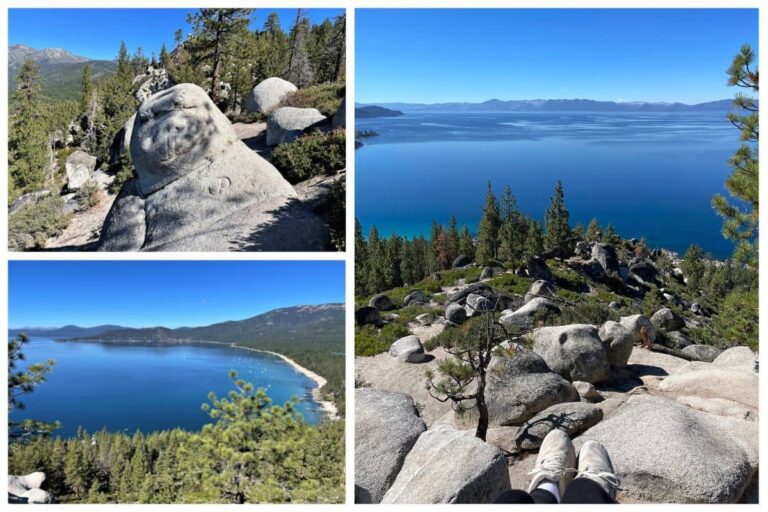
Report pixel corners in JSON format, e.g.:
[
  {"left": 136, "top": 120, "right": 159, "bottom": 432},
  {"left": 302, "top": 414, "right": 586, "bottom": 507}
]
[
  {"left": 8, "top": 333, "right": 57, "bottom": 440},
  {"left": 384, "top": 235, "right": 404, "bottom": 289},
  {"left": 586, "top": 218, "right": 601, "bottom": 241},
  {"left": 354, "top": 219, "right": 368, "bottom": 295},
  {"left": 78, "top": 64, "right": 93, "bottom": 117},
  {"left": 429, "top": 220, "right": 442, "bottom": 272},
  {"left": 498, "top": 185, "right": 525, "bottom": 264},
  {"left": 712, "top": 44, "right": 759, "bottom": 267},
  {"left": 475, "top": 182, "right": 501, "bottom": 265},
  {"left": 186, "top": 8, "right": 253, "bottom": 102},
  {"left": 543, "top": 180, "right": 572, "bottom": 258},
  {"left": 159, "top": 43, "right": 172, "bottom": 69},
  {"left": 681, "top": 244, "right": 706, "bottom": 290},
  {"left": 459, "top": 226, "right": 474, "bottom": 258},
  {"left": 366, "top": 226, "right": 386, "bottom": 293},
  {"left": 286, "top": 9, "right": 313, "bottom": 87},
  {"left": 447, "top": 215, "right": 460, "bottom": 263},
  {"left": 8, "top": 58, "right": 49, "bottom": 198},
  {"left": 255, "top": 13, "right": 289, "bottom": 81},
  {"left": 523, "top": 220, "right": 544, "bottom": 261}
]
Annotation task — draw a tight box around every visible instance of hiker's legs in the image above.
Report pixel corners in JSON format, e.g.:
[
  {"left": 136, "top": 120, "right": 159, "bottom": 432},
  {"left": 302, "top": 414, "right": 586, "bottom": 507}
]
[
  {"left": 560, "top": 478, "right": 616, "bottom": 504},
  {"left": 494, "top": 488, "right": 558, "bottom": 504}
]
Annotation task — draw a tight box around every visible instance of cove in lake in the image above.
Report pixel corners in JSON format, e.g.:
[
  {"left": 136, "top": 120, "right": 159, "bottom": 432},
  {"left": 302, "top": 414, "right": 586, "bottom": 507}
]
[
  {"left": 11, "top": 338, "right": 322, "bottom": 437},
  {"left": 356, "top": 111, "right": 739, "bottom": 258}
]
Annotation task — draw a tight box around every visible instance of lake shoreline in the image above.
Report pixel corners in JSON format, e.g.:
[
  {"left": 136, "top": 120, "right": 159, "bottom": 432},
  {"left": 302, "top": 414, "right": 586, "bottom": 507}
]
[{"left": 53, "top": 337, "right": 339, "bottom": 421}]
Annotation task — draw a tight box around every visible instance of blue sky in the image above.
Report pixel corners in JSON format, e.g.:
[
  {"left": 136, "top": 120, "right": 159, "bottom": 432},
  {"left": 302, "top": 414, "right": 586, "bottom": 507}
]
[
  {"left": 9, "top": 8, "right": 344, "bottom": 61},
  {"left": 9, "top": 261, "right": 345, "bottom": 329},
  {"left": 357, "top": 9, "right": 758, "bottom": 104}
]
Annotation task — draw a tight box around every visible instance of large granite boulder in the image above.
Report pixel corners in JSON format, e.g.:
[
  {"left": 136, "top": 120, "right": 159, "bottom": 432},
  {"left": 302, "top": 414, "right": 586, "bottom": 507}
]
[
  {"left": 444, "top": 282, "right": 495, "bottom": 308},
  {"left": 619, "top": 314, "right": 656, "bottom": 344},
  {"left": 369, "top": 293, "right": 396, "bottom": 311},
  {"left": 404, "top": 289, "right": 429, "bottom": 306},
  {"left": 515, "top": 402, "right": 603, "bottom": 451},
  {"left": 576, "top": 395, "right": 758, "bottom": 503},
  {"left": 98, "top": 84, "right": 327, "bottom": 252},
  {"left": 651, "top": 307, "right": 685, "bottom": 332},
  {"left": 483, "top": 345, "right": 577, "bottom": 426},
  {"left": 465, "top": 293, "right": 494, "bottom": 316},
  {"left": 665, "top": 331, "right": 694, "bottom": 350},
  {"left": 381, "top": 424, "right": 510, "bottom": 503},
  {"left": 524, "top": 280, "right": 556, "bottom": 303},
  {"left": 245, "top": 77, "right": 297, "bottom": 114},
  {"left": 445, "top": 302, "right": 467, "bottom": 324},
  {"left": 389, "top": 335, "right": 426, "bottom": 363},
  {"left": 713, "top": 346, "right": 758, "bottom": 373},
  {"left": 479, "top": 266, "right": 494, "bottom": 280},
  {"left": 597, "top": 320, "right": 635, "bottom": 368},
  {"left": 8, "top": 472, "right": 52, "bottom": 504},
  {"left": 592, "top": 243, "right": 620, "bottom": 275},
  {"left": 659, "top": 363, "right": 758, "bottom": 411},
  {"left": 531, "top": 324, "right": 610, "bottom": 383},
  {"left": 355, "top": 389, "right": 427, "bottom": 503},
  {"left": 65, "top": 150, "right": 97, "bottom": 191},
  {"left": 681, "top": 344, "right": 723, "bottom": 363},
  {"left": 266, "top": 106, "right": 326, "bottom": 146},
  {"left": 499, "top": 297, "right": 560, "bottom": 331}
]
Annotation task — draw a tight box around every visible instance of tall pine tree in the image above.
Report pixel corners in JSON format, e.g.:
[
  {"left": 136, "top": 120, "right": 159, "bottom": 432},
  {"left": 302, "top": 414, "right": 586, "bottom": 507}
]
[
  {"left": 543, "top": 180, "right": 572, "bottom": 258},
  {"left": 475, "top": 182, "right": 501, "bottom": 265}
]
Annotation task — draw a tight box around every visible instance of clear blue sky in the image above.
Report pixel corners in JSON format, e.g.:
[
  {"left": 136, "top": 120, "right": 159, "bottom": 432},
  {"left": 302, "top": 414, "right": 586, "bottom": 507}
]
[
  {"left": 357, "top": 8, "right": 758, "bottom": 104},
  {"left": 9, "top": 8, "right": 344, "bottom": 61},
  {"left": 9, "top": 261, "right": 345, "bottom": 329}
]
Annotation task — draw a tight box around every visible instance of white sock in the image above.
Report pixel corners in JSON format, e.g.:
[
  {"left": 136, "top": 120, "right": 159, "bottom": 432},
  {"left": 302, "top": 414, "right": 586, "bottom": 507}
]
[{"left": 536, "top": 479, "right": 561, "bottom": 503}]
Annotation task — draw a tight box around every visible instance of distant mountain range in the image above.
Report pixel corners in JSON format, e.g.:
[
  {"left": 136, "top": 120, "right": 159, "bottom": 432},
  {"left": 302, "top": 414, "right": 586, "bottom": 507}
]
[
  {"left": 10, "top": 304, "right": 345, "bottom": 346},
  {"left": 8, "top": 44, "right": 117, "bottom": 101},
  {"left": 358, "top": 98, "right": 737, "bottom": 113}
]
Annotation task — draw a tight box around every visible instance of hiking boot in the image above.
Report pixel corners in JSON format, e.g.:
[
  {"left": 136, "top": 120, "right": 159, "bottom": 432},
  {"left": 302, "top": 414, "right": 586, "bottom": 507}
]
[
  {"left": 575, "top": 440, "right": 621, "bottom": 499},
  {"left": 527, "top": 429, "right": 576, "bottom": 497}
]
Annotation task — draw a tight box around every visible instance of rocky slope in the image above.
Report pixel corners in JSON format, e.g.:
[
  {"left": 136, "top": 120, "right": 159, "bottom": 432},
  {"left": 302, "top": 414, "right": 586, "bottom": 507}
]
[{"left": 355, "top": 243, "right": 758, "bottom": 504}]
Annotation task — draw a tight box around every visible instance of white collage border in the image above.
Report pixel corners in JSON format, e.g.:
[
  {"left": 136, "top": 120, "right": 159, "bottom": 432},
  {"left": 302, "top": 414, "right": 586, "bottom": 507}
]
[{"left": 0, "top": 0, "right": 765, "bottom": 510}]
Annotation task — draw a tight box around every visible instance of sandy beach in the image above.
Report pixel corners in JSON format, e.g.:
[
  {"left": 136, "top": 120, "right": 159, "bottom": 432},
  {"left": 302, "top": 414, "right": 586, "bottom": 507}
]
[{"left": 233, "top": 346, "right": 339, "bottom": 420}]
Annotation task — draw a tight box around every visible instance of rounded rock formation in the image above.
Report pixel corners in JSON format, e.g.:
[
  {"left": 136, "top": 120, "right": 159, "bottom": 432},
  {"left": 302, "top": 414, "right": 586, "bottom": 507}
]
[
  {"left": 245, "top": 77, "right": 298, "bottom": 114},
  {"left": 98, "top": 84, "right": 327, "bottom": 252},
  {"left": 266, "top": 106, "right": 326, "bottom": 146}
]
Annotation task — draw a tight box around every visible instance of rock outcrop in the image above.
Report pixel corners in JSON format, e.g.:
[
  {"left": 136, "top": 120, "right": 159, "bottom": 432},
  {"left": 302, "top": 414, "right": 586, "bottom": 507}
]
[
  {"left": 266, "top": 107, "right": 326, "bottom": 146},
  {"left": 598, "top": 320, "right": 635, "bottom": 368},
  {"left": 355, "top": 389, "right": 427, "bottom": 503},
  {"left": 576, "top": 395, "right": 758, "bottom": 503},
  {"left": 681, "top": 344, "right": 722, "bottom": 362},
  {"left": 651, "top": 307, "right": 685, "bottom": 332},
  {"left": 381, "top": 424, "right": 510, "bottom": 504},
  {"left": 65, "top": 150, "right": 97, "bottom": 191},
  {"left": 369, "top": 293, "right": 396, "bottom": 311},
  {"left": 531, "top": 324, "right": 610, "bottom": 383},
  {"left": 499, "top": 297, "right": 560, "bottom": 331},
  {"left": 483, "top": 346, "right": 577, "bottom": 426},
  {"left": 134, "top": 66, "right": 175, "bottom": 104},
  {"left": 98, "top": 84, "right": 327, "bottom": 252},
  {"left": 8, "top": 473, "right": 53, "bottom": 504},
  {"left": 245, "top": 77, "right": 297, "bottom": 114},
  {"left": 515, "top": 402, "right": 603, "bottom": 450},
  {"left": 619, "top": 314, "right": 656, "bottom": 344},
  {"left": 389, "top": 335, "right": 426, "bottom": 363}
]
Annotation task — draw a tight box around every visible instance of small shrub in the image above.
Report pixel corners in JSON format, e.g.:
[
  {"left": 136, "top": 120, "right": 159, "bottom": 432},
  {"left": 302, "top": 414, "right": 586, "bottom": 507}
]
[
  {"left": 77, "top": 180, "right": 102, "bottom": 209},
  {"left": 270, "top": 129, "right": 345, "bottom": 183},
  {"left": 326, "top": 176, "right": 346, "bottom": 251},
  {"left": 108, "top": 153, "right": 135, "bottom": 195},
  {"left": 278, "top": 83, "right": 345, "bottom": 117},
  {"left": 355, "top": 322, "right": 411, "bottom": 357},
  {"left": 9, "top": 196, "right": 72, "bottom": 251},
  {"left": 488, "top": 273, "right": 531, "bottom": 296}
]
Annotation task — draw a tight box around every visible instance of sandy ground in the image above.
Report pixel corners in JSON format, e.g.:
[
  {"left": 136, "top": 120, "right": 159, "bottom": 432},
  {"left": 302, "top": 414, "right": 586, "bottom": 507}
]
[{"left": 45, "top": 193, "right": 116, "bottom": 250}]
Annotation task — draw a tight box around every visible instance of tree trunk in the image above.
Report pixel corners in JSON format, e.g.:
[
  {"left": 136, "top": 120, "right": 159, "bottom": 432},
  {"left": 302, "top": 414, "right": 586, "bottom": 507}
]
[{"left": 474, "top": 378, "right": 489, "bottom": 441}]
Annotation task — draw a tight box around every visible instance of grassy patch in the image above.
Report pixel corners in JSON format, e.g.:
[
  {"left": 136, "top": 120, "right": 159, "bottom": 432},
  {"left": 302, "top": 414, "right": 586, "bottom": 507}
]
[
  {"left": 356, "top": 322, "right": 411, "bottom": 356},
  {"left": 279, "top": 83, "right": 345, "bottom": 117},
  {"left": 487, "top": 272, "right": 531, "bottom": 296}
]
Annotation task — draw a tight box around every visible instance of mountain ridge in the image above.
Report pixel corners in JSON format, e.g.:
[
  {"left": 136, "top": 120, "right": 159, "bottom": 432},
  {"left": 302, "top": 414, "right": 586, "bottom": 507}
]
[{"left": 357, "top": 98, "right": 737, "bottom": 113}]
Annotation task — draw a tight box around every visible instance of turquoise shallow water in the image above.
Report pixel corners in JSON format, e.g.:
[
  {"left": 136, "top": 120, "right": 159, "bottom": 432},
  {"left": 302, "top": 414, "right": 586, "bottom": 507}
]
[
  {"left": 10, "top": 338, "right": 322, "bottom": 436},
  {"left": 356, "top": 111, "right": 741, "bottom": 258}
]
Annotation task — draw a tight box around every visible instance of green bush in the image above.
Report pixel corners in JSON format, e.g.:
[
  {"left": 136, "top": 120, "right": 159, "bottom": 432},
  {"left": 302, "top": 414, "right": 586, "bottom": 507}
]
[
  {"left": 9, "top": 196, "right": 72, "bottom": 250},
  {"left": 270, "top": 129, "right": 345, "bottom": 184},
  {"left": 487, "top": 272, "right": 531, "bottom": 296},
  {"left": 326, "top": 176, "right": 346, "bottom": 251},
  {"left": 279, "top": 83, "right": 345, "bottom": 117},
  {"left": 355, "top": 322, "right": 410, "bottom": 356}
]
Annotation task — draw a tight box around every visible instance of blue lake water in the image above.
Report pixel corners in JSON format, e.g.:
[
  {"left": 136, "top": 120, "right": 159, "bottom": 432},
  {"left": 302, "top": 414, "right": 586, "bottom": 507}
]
[
  {"left": 10, "top": 338, "right": 322, "bottom": 437},
  {"left": 356, "top": 111, "right": 741, "bottom": 258}
]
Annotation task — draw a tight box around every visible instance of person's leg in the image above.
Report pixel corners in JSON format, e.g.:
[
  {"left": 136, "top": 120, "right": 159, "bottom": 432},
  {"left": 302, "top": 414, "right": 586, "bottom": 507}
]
[
  {"left": 525, "top": 429, "right": 577, "bottom": 503},
  {"left": 493, "top": 489, "right": 558, "bottom": 504},
  {"left": 565, "top": 440, "right": 620, "bottom": 504},
  {"left": 561, "top": 478, "right": 615, "bottom": 504}
]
